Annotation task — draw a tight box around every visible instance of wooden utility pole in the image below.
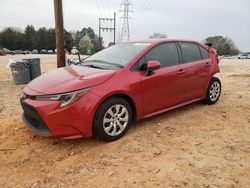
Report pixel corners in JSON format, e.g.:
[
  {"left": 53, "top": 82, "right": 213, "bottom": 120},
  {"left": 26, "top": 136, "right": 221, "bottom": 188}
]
[
  {"left": 54, "top": 0, "right": 65, "bottom": 67},
  {"left": 113, "top": 12, "right": 116, "bottom": 44}
]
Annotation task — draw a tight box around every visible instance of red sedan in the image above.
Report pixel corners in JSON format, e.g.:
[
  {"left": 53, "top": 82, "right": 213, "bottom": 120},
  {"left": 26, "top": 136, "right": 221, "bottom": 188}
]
[{"left": 20, "top": 39, "right": 221, "bottom": 141}]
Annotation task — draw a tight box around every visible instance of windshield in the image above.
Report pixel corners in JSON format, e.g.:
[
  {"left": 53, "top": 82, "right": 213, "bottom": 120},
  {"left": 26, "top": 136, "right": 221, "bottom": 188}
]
[{"left": 81, "top": 42, "right": 151, "bottom": 69}]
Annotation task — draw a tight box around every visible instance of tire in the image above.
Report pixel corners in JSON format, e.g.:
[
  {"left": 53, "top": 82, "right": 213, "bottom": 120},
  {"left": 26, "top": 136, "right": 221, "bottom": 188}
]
[
  {"left": 203, "top": 77, "right": 221, "bottom": 105},
  {"left": 94, "top": 97, "right": 132, "bottom": 142}
]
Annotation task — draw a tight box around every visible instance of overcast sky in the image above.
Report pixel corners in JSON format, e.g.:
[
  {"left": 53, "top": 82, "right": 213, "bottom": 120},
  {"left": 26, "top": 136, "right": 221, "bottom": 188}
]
[{"left": 0, "top": 0, "right": 249, "bottom": 51}]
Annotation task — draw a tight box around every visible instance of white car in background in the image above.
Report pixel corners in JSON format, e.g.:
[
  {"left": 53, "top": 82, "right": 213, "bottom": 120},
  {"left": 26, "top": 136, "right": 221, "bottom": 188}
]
[
  {"left": 47, "top": 49, "right": 54, "bottom": 54},
  {"left": 238, "top": 53, "right": 250, "bottom": 59},
  {"left": 220, "top": 55, "right": 231, "bottom": 59},
  {"left": 32, "top": 49, "right": 38, "bottom": 54}
]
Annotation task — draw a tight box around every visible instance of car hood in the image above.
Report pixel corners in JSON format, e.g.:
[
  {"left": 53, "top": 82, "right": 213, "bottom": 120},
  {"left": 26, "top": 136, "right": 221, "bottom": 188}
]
[{"left": 26, "top": 65, "right": 116, "bottom": 95}]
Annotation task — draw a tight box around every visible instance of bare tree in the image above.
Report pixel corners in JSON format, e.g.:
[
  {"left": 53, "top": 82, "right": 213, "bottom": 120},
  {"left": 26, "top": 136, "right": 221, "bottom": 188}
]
[{"left": 149, "top": 33, "right": 167, "bottom": 39}]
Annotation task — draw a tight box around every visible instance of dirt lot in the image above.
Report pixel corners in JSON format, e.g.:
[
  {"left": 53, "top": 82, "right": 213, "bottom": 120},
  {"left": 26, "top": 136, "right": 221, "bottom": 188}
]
[{"left": 0, "top": 55, "right": 249, "bottom": 188}]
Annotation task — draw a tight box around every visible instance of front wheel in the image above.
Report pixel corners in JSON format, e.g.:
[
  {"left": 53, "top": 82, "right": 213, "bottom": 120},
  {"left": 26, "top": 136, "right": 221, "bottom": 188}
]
[
  {"left": 94, "top": 97, "right": 132, "bottom": 142},
  {"left": 203, "top": 77, "right": 221, "bottom": 105}
]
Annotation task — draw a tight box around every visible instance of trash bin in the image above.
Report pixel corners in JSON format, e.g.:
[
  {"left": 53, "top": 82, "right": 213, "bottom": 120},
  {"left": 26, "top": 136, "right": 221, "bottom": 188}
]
[
  {"left": 23, "top": 58, "right": 41, "bottom": 79},
  {"left": 10, "top": 61, "right": 31, "bottom": 85}
]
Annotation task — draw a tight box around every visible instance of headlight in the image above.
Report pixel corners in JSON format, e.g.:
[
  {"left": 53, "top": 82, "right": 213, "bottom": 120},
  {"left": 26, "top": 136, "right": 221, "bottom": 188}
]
[{"left": 35, "top": 88, "right": 90, "bottom": 108}]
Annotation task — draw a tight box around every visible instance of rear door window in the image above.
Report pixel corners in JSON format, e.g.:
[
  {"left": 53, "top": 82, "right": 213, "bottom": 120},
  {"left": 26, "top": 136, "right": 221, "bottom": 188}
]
[
  {"left": 179, "top": 42, "right": 202, "bottom": 63},
  {"left": 144, "top": 42, "right": 180, "bottom": 68},
  {"left": 199, "top": 46, "right": 209, "bottom": 59}
]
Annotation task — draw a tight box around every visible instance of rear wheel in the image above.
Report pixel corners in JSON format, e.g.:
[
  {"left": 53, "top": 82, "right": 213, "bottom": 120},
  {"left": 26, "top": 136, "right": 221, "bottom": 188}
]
[
  {"left": 94, "top": 97, "right": 132, "bottom": 142},
  {"left": 203, "top": 77, "right": 221, "bottom": 105}
]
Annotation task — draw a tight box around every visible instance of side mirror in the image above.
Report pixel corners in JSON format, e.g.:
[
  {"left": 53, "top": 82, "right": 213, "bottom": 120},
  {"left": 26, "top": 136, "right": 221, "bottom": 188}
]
[
  {"left": 147, "top": 60, "right": 161, "bottom": 71},
  {"left": 145, "top": 60, "right": 160, "bottom": 76}
]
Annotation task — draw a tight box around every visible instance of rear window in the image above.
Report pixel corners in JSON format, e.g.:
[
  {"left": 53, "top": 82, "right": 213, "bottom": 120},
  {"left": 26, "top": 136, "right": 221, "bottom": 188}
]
[
  {"left": 199, "top": 46, "right": 209, "bottom": 59},
  {"left": 179, "top": 42, "right": 202, "bottom": 63}
]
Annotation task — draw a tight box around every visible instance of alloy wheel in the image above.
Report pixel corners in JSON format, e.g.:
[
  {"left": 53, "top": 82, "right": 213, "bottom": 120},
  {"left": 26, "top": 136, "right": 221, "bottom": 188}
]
[
  {"left": 209, "top": 81, "right": 221, "bottom": 102},
  {"left": 103, "top": 104, "right": 129, "bottom": 136}
]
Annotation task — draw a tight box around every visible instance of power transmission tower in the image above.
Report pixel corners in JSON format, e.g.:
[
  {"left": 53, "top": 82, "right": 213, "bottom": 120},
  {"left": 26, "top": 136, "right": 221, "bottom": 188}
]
[{"left": 120, "top": 0, "right": 133, "bottom": 42}]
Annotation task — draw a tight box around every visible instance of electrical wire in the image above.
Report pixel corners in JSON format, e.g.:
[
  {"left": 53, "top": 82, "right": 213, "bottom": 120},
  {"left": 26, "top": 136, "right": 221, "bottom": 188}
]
[
  {"left": 99, "top": 0, "right": 108, "bottom": 17},
  {"left": 133, "top": 0, "right": 153, "bottom": 21},
  {"left": 95, "top": 0, "right": 104, "bottom": 17}
]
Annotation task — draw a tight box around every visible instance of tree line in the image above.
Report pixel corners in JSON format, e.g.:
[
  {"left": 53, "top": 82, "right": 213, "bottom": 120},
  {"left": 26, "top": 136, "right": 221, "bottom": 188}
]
[
  {"left": 0, "top": 25, "right": 102, "bottom": 54},
  {"left": 0, "top": 25, "right": 240, "bottom": 56}
]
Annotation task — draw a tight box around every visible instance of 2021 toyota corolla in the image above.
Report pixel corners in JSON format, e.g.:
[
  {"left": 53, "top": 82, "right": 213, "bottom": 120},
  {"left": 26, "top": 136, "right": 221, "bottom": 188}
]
[{"left": 20, "top": 39, "right": 221, "bottom": 141}]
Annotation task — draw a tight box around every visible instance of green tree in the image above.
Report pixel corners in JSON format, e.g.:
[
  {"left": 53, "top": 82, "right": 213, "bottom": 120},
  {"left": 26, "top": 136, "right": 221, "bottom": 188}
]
[
  {"left": 24, "top": 25, "right": 36, "bottom": 50},
  {"left": 81, "top": 27, "right": 95, "bottom": 39},
  {"left": 46, "top": 28, "right": 56, "bottom": 50},
  {"left": 205, "top": 36, "right": 239, "bottom": 56},
  {"left": 73, "top": 27, "right": 96, "bottom": 48},
  {"left": 36, "top": 27, "right": 48, "bottom": 51},
  {"left": 0, "top": 27, "right": 25, "bottom": 50},
  {"left": 92, "top": 34, "right": 103, "bottom": 51},
  {"left": 79, "top": 35, "right": 94, "bottom": 55},
  {"left": 35, "top": 27, "right": 55, "bottom": 51},
  {"left": 64, "top": 30, "right": 74, "bottom": 52},
  {"left": 0, "top": 25, "right": 99, "bottom": 53},
  {"left": 72, "top": 31, "right": 81, "bottom": 47}
]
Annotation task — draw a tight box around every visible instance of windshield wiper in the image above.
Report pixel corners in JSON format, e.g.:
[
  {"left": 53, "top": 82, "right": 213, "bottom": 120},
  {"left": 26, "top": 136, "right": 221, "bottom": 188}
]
[
  {"left": 104, "top": 62, "right": 124, "bottom": 68},
  {"left": 83, "top": 60, "right": 123, "bottom": 68},
  {"left": 81, "top": 64, "right": 105, "bottom": 69}
]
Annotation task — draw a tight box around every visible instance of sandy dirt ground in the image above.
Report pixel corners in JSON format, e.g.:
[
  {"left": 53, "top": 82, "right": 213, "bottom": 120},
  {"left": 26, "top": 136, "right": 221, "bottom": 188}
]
[{"left": 0, "top": 55, "right": 249, "bottom": 188}]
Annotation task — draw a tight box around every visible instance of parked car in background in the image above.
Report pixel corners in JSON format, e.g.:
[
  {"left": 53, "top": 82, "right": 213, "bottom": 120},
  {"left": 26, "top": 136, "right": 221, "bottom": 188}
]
[
  {"left": 20, "top": 39, "right": 221, "bottom": 142},
  {"left": 14, "top": 50, "right": 26, "bottom": 55},
  {"left": 238, "top": 52, "right": 250, "bottom": 59},
  {"left": 24, "top": 50, "right": 31, "bottom": 54},
  {"left": 229, "top": 56, "right": 238, "bottom": 59},
  {"left": 32, "top": 49, "right": 38, "bottom": 54},
  {"left": 47, "top": 50, "right": 54, "bottom": 54},
  {"left": 0, "top": 47, "right": 5, "bottom": 56},
  {"left": 55, "top": 48, "right": 68, "bottom": 54},
  {"left": 108, "top": 42, "right": 115, "bottom": 47},
  {"left": 41, "top": 49, "right": 47, "bottom": 54},
  {"left": 247, "top": 52, "right": 250, "bottom": 59},
  {"left": 3, "top": 48, "right": 15, "bottom": 55},
  {"left": 220, "top": 55, "right": 231, "bottom": 59}
]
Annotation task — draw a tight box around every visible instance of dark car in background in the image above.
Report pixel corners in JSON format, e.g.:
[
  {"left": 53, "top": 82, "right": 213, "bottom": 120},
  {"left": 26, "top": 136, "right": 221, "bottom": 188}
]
[{"left": 0, "top": 47, "right": 5, "bottom": 56}]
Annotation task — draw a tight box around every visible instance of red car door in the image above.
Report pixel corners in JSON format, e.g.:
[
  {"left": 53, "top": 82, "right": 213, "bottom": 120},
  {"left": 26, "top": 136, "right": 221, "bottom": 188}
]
[
  {"left": 178, "top": 42, "right": 210, "bottom": 101},
  {"left": 138, "top": 42, "right": 188, "bottom": 115}
]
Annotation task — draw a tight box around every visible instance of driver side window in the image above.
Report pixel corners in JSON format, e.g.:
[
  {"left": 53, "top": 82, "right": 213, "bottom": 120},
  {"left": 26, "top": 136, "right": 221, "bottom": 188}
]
[{"left": 138, "top": 42, "right": 180, "bottom": 70}]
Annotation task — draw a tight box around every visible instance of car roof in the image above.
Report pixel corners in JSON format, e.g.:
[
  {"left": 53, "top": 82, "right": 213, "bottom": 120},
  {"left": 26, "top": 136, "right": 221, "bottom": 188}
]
[
  {"left": 123, "top": 38, "right": 209, "bottom": 50},
  {"left": 126, "top": 38, "right": 200, "bottom": 44}
]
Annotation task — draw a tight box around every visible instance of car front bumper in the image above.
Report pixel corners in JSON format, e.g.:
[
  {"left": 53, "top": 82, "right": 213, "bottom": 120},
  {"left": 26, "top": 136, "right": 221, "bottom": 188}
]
[{"left": 21, "top": 87, "right": 101, "bottom": 139}]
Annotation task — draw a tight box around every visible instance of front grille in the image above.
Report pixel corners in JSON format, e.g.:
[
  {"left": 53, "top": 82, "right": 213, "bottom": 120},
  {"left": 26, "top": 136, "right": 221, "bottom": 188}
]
[{"left": 20, "top": 100, "right": 50, "bottom": 132}]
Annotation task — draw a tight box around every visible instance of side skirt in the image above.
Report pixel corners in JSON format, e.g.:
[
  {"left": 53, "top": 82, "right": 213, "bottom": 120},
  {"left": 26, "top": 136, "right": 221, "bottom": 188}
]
[{"left": 143, "top": 98, "right": 203, "bottom": 119}]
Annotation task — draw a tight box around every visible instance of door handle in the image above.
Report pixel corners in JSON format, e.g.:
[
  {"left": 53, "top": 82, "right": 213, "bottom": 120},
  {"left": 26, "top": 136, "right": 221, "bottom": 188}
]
[
  {"left": 177, "top": 69, "right": 185, "bottom": 74},
  {"left": 205, "top": 62, "right": 210, "bottom": 67}
]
